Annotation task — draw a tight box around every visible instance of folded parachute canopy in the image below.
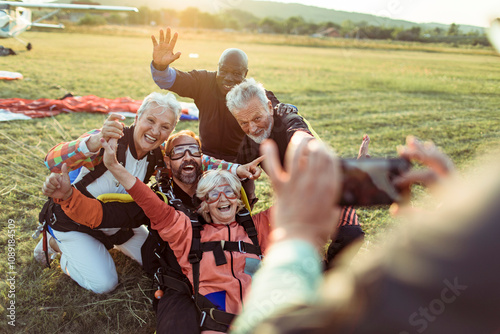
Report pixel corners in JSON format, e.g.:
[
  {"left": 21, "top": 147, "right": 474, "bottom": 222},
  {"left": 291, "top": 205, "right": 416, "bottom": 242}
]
[{"left": 0, "top": 95, "right": 199, "bottom": 120}]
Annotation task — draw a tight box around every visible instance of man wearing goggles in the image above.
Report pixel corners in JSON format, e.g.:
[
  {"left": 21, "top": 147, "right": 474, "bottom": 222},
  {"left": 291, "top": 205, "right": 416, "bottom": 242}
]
[
  {"left": 168, "top": 143, "right": 202, "bottom": 160},
  {"left": 163, "top": 131, "right": 263, "bottom": 205}
]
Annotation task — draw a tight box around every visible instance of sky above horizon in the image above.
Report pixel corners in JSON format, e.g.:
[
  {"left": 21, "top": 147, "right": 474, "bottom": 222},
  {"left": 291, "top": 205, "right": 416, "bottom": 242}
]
[{"left": 255, "top": 0, "right": 498, "bottom": 28}]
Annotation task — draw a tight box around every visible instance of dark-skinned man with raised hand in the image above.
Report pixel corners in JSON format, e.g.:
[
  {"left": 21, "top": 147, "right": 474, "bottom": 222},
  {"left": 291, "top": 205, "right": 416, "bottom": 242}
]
[
  {"left": 150, "top": 27, "right": 289, "bottom": 162},
  {"left": 150, "top": 28, "right": 296, "bottom": 206}
]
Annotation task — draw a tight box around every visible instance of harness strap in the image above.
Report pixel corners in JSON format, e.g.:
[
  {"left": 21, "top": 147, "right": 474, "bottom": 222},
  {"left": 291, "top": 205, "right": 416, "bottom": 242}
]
[
  {"left": 207, "top": 241, "right": 227, "bottom": 266},
  {"left": 236, "top": 209, "right": 260, "bottom": 248},
  {"left": 154, "top": 271, "right": 193, "bottom": 296},
  {"left": 106, "top": 228, "right": 134, "bottom": 246},
  {"left": 189, "top": 218, "right": 204, "bottom": 305},
  {"left": 49, "top": 217, "right": 133, "bottom": 250},
  {"left": 38, "top": 197, "right": 60, "bottom": 268},
  {"left": 168, "top": 198, "right": 185, "bottom": 211},
  {"left": 41, "top": 197, "right": 134, "bottom": 250},
  {"left": 42, "top": 228, "right": 51, "bottom": 268},
  {"left": 202, "top": 307, "right": 235, "bottom": 326},
  {"left": 196, "top": 294, "right": 235, "bottom": 331},
  {"left": 39, "top": 195, "right": 57, "bottom": 225},
  {"left": 145, "top": 144, "right": 165, "bottom": 183},
  {"left": 200, "top": 241, "right": 262, "bottom": 266},
  {"left": 74, "top": 159, "right": 105, "bottom": 198}
]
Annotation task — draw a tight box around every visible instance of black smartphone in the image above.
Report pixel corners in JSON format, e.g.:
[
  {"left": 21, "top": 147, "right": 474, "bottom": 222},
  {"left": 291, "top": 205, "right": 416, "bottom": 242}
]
[{"left": 340, "top": 158, "right": 412, "bottom": 206}]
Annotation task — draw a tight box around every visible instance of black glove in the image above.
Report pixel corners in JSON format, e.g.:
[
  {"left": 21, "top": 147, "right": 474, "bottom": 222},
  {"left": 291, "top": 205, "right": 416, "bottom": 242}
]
[{"left": 274, "top": 103, "right": 298, "bottom": 116}]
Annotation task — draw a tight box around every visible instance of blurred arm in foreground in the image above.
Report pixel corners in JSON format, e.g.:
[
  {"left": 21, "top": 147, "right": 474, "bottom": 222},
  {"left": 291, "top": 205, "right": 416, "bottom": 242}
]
[{"left": 231, "top": 135, "right": 500, "bottom": 334}]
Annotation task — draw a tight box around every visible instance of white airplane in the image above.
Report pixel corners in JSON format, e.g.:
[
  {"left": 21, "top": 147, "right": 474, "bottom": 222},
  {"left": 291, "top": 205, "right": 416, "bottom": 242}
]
[{"left": 0, "top": 0, "right": 138, "bottom": 50}]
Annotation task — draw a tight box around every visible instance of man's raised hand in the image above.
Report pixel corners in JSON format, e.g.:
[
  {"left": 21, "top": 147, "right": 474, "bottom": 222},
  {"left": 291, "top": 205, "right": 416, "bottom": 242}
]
[{"left": 151, "top": 27, "right": 182, "bottom": 71}]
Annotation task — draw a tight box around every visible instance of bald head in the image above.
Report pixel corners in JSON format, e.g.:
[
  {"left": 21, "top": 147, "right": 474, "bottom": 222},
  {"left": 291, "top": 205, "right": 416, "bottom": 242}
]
[
  {"left": 219, "top": 48, "right": 248, "bottom": 69},
  {"left": 216, "top": 48, "right": 249, "bottom": 96}
]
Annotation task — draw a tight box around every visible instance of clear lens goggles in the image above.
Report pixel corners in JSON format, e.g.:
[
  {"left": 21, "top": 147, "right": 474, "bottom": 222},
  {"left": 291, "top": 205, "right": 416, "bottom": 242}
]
[
  {"left": 168, "top": 144, "right": 202, "bottom": 160},
  {"left": 205, "top": 184, "right": 238, "bottom": 204}
]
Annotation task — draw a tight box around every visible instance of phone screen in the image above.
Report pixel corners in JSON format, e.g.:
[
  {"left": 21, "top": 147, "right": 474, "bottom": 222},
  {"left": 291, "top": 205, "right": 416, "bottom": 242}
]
[{"left": 340, "top": 158, "right": 411, "bottom": 206}]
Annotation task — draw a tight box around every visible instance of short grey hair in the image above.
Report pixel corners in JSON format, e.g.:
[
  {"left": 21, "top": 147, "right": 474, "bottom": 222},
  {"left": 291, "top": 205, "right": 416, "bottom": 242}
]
[
  {"left": 196, "top": 170, "right": 245, "bottom": 223},
  {"left": 137, "top": 92, "right": 182, "bottom": 121},
  {"left": 226, "top": 78, "right": 269, "bottom": 114}
]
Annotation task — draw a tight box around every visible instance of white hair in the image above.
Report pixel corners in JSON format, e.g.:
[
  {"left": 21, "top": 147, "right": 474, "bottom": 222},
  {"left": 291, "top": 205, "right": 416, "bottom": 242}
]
[
  {"left": 226, "top": 78, "right": 269, "bottom": 114},
  {"left": 137, "top": 92, "right": 182, "bottom": 121}
]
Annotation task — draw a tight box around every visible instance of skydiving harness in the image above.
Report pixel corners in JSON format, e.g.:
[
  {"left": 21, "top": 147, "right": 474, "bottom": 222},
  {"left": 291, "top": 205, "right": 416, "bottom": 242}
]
[
  {"left": 151, "top": 174, "right": 263, "bottom": 332},
  {"left": 34, "top": 126, "right": 165, "bottom": 268}
]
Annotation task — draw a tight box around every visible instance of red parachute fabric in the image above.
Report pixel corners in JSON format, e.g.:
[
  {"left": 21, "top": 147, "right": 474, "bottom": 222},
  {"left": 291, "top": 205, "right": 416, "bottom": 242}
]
[{"left": 0, "top": 95, "right": 142, "bottom": 118}]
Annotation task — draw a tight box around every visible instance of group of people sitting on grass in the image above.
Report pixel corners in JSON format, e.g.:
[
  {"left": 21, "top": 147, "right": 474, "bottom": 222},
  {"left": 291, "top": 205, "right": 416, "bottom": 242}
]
[{"left": 34, "top": 28, "right": 500, "bottom": 334}]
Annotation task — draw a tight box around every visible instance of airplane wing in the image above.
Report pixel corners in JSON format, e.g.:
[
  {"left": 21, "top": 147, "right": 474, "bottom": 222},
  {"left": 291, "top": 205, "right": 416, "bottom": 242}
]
[
  {"left": 0, "top": 1, "right": 138, "bottom": 12},
  {"left": 30, "top": 22, "right": 64, "bottom": 29}
]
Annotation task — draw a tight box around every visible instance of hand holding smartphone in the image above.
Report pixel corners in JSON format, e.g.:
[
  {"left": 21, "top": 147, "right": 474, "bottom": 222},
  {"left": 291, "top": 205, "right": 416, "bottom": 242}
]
[{"left": 339, "top": 158, "right": 412, "bottom": 206}]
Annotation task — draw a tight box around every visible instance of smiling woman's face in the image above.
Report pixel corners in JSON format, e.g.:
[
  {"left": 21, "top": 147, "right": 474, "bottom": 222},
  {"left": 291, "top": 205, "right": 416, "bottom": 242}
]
[
  {"left": 206, "top": 183, "right": 239, "bottom": 225},
  {"left": 133, "top": 105, "right": 176, "bottom": 158}
]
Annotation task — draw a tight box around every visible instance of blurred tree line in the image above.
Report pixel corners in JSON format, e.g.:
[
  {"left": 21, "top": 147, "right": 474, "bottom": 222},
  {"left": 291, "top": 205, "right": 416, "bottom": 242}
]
[{"left": 68, "top": 6, "right": 491, "bottom": 47}]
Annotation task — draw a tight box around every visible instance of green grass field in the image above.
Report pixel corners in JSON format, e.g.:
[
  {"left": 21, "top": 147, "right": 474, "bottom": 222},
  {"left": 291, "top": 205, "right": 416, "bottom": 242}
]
[{"left": 1, "top": 27, "right": 499, "bottom": 333}]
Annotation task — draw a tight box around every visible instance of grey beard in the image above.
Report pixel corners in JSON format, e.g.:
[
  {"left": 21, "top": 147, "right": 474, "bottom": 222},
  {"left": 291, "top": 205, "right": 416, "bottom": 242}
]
[
  {"left": 248, "top": 117, "right": 273, "bottom": 143},
  {"left": 248, "top": 125, "right": 272, "bottom": 143},
  {"left": 173, "top": 160, "right": 202, "bottom": 185}
]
